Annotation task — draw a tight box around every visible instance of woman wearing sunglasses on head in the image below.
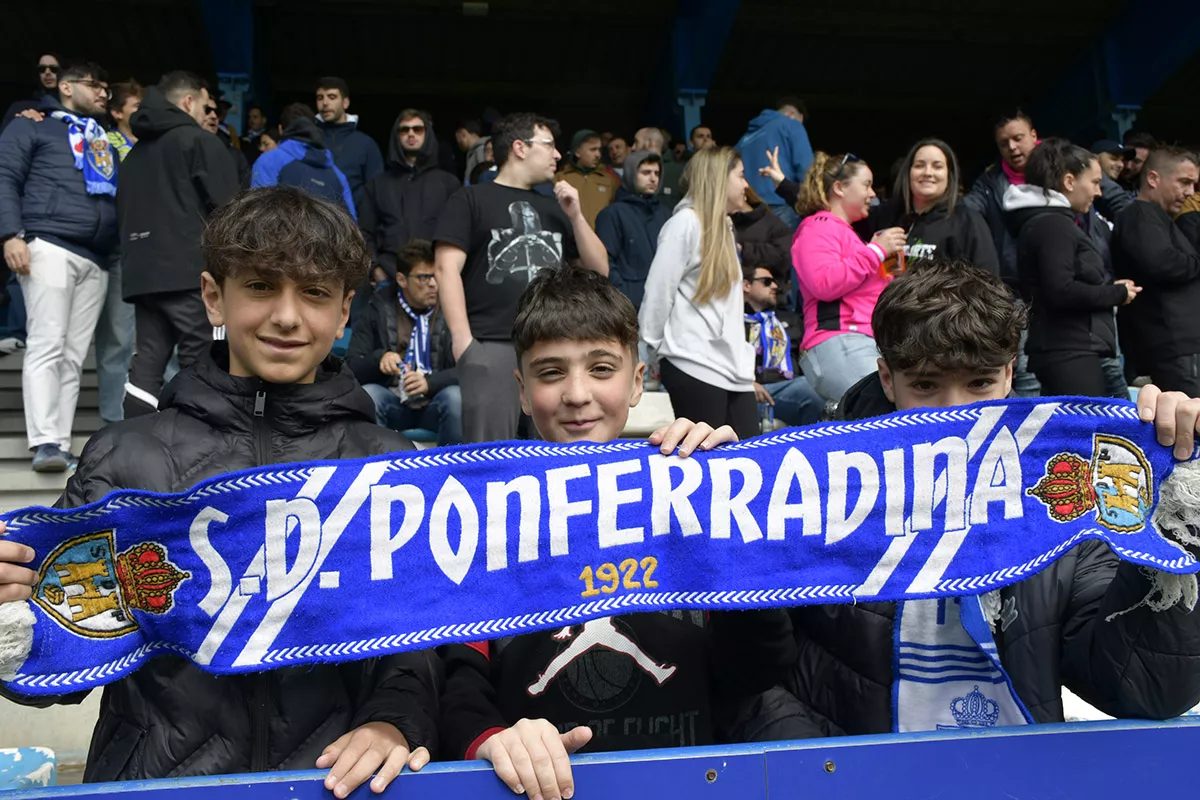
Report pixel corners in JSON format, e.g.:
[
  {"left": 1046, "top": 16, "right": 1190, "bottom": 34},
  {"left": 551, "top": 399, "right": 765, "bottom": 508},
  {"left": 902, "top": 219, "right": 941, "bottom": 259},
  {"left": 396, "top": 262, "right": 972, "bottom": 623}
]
[
  {"left": 857, "top": 138, "right": 999, "bottom": 274},
  {"left": 790, "top": 152, "right": 906, "bottom": 403}
]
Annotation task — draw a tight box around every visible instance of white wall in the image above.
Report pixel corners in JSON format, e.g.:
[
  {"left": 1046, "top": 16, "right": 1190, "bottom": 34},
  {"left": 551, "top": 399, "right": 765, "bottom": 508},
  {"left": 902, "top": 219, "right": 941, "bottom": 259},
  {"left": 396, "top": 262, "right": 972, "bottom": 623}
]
[{"left": 0, "top": 695, "right": 100, "bottom": 765}]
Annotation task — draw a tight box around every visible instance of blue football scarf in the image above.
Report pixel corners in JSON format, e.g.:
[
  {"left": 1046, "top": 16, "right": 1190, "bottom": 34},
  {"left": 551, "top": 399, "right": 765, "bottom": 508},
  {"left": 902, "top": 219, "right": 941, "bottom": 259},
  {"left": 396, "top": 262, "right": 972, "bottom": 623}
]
[
  {"left": 746, "top": 310, "right": 795, "bottom": 379},
  {"left": 396, "top": 292, "right": 432, "bottom": 373},
  {"left": 51, "top": 111, "right": 117, "bottom": 197},
  {"left": 2, "top": 397, "right": 1198, "bottom": 698}
]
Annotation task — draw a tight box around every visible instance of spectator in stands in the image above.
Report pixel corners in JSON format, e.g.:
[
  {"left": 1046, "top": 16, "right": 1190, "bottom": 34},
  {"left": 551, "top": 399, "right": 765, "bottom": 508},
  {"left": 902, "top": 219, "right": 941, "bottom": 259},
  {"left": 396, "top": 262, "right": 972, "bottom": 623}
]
[
  {"left": 736, "top": 96, "right": 814, "bottom": 230},
  {"left": 1113, "top": 146, "right": 1200, "bottom": 393},
  {"left": 0, "top": 187, "right": 439, "bottom": 789},
  {"left": 252, "top": 102, "right": 355, "bottom": 216},
  {"left": 555, "top": 129, "right": 620, "bottom": 229},
  {"left": 93, "top": 81, "right": 142, "bottom": 425},
  {"left": 1120, "top": 131, "right": 1157, "bottom": 191},
  {"left": 456, "top": 120, "right": 487, "bottom": 185},
  {"left": 743, "top": 264, "right": 822, "bottom": 426},
  {"left": 731, "top": 186, "right": 793, "bottom": 279},
  {"left": 441, "top": 266, "right": 794, "bottom": 800},
  {"left": 361, "top": 109, "right": 461, "bottom": 278},
  {"left": 1088, "top": 139, "right": 1136, "bottom": 222},
  {"left": 1, "top": 53, "right": 59, "bottom": 133},
  {"left": 346, "top": 239, "right": 461, "bottom": 445},
  {"left": 641, "top": 147, "right": 758, "bottom": 438},
  {"left": 595, "top": 150, "right": 670, "bottom": 310},
  {"left": 769, "top": 260, "right": 1200, "bottom": 739},
  {"left": 1005, "top": 138, "right": 1138, "bottom": 396},
  {"left": 1180, "top": 188, "right": 1200, "bottom": 247},
  {"left": 791, "top": 152, "right": 906, "bottom": 403},
  {"left": 105, "top": 80, "right": 141, "bottom": 160},
  {"left": 240, "top": 103, "right": 268, "bottom": 163},
  {"left": 119, "top": 71, "right": 239, "bottom": 416},
  {"left": 0, "top": 61, "right": 117, "bottom": 472},
  {"left": 608, "top": 135, "right": 629, "bottom": 176},
  {"left": 434, "top": 112, "right": 608, "bottom": 442},
  {"left": 204, "top": 101, "right": 251, "bottom": 189},
  {"left": 635, "top": 126, "right": 686, "bottom": 209},
  {"left": 962, "top": 108, "right": 1041, "bottom": 396},
  {"left": 859, "top": 138, "right": 998, "bottom": 273},
  {"left": 690, "top": 124, "right": 715, "bottom": 153},
  {"left": 314, "top": 77, "right": 384, "bottom": 208}
]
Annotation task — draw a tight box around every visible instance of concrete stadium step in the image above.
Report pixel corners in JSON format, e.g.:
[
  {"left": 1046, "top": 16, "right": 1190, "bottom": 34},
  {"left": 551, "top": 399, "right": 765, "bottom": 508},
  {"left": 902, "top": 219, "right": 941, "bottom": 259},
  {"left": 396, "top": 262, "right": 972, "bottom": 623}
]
[
  {"left": 0, "top": 351, "right": 96, "bottom": 372},
  {"left": 0, "top": 388, "right": 99, "bottom": 411},
  {"left": 0, "top": 411, "right": 103, "bottom": 436},
  {"left": 0, "top": 371, "right": 98, "bottom": 391},
  {"left": 0, "top": 435, "right": 90, "bottom": 461}
]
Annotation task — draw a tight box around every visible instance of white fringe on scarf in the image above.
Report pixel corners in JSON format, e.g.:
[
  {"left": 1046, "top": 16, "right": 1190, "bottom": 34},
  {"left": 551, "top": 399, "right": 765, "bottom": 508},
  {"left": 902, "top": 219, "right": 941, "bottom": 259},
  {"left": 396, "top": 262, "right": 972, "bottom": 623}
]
[{"left": 1107, "top": 458, "right": 1200, "bottom": 621}]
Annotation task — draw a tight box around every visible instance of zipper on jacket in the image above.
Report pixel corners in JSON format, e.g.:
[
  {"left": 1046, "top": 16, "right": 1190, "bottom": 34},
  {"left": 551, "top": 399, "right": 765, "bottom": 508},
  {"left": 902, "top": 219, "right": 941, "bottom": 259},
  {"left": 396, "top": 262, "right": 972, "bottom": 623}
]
[
  {"left": 249, "top": 387, "right": 272, "bottom": 773},
  {"left": 250, "top": 673, "right": 271, "bottom": 772}
]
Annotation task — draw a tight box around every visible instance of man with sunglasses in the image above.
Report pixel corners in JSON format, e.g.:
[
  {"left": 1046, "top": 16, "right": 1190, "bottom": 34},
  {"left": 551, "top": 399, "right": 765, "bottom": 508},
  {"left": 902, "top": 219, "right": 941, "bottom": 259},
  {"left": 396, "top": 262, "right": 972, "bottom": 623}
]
[
  {"left": 117, "top": 71, "right": 239, "bottom": 417},
  {"left": 359, "top": 109, "right": 459, "bottom": 279},
  {"left": 1, "top": 54, "right": 60, "bottom": 134},
  {"left": 0, "top": 61, "right": 118, "bottom": 471},
  {"left": 742, "top": 265, "right": 823, "bottom": 427}
]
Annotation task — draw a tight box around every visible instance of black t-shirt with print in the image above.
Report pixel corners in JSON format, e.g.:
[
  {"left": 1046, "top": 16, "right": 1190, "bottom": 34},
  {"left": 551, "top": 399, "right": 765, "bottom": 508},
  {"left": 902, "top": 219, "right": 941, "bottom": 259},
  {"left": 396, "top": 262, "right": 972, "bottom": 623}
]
[{"left": 434, "top": 182, "right": 579, "bottom": 341}]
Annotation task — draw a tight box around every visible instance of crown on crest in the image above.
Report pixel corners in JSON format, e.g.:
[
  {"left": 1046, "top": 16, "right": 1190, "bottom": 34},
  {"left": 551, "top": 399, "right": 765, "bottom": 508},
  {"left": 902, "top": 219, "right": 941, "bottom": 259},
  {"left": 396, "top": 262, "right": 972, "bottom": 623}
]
[
  {"left": 1027, "top": 453, "right": 1096, "bottom": 522},
  {"left": 114, "top": 543, "right": 190, "bottom": 614},
  {"left": 950, "top": 686, "right": 1001, "bottom": 728}
]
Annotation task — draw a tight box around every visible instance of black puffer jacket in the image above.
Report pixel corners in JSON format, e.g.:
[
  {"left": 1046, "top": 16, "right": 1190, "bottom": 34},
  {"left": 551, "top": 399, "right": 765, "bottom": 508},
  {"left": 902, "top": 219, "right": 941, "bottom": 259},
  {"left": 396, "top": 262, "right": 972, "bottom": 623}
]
[
  {"left": 0, "top": 344, "right": 439, "bottom": 782},
  {"left": 962, "top": 164, "right": 1019, "bottom": 291},
  {"left": 731, "top": 202, "right": 792, "bottom": 278},
  {"left": 774, "top": 373, "right": 1200, "bottom": 737},
  {"left": 359, "top": 111, "right": 460, "bottom": 278},
  {"left": 344, "top": 286, "right": 456, "bottom": 395}
]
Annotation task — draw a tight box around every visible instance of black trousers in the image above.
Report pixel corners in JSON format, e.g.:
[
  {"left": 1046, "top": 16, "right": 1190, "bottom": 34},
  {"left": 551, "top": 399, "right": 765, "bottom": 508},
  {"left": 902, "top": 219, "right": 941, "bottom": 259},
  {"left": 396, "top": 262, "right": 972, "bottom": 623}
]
[
  {"left": 1031, "top": 353, "right": 1108, "bottom": 397},
  {"left": 660, "top": 359, "right": 758, "bottom": 440},
  {"left": 1149, "top": 353, "right": 1200, "bottom": 396},
  {"left": 125, "top": 290, "right": 212, "bottom": 417}
]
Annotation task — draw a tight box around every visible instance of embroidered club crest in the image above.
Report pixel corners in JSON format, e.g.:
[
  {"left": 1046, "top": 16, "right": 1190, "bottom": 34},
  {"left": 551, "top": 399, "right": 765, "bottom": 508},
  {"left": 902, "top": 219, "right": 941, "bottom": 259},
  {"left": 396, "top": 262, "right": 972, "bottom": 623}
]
[
  {"left": 1028, "top": 434, "right": 1152, "bottom": 532},
  {"left": 33, "top": 530, "right": 189, "bottom": 638},
  {"left": 87, "top": 138, "right": 115, "bottom": 179},
  {"left": 949, "top": 686, "right": 1001, "bottom": 728}
]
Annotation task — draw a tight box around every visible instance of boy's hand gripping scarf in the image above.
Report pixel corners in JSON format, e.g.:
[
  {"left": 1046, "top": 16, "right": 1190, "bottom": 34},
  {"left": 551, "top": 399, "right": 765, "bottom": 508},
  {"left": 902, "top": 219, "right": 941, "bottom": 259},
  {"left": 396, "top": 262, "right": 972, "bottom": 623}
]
[{"left": 1, "top": 398, "right": 1198, "bottom": 706}]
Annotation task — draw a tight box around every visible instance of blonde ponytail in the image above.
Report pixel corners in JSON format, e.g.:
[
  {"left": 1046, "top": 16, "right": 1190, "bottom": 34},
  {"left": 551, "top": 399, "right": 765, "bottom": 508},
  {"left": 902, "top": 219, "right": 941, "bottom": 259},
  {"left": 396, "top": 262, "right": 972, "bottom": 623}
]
[{"left": 685, "top": 147, "right": 742, "bottom": 306}]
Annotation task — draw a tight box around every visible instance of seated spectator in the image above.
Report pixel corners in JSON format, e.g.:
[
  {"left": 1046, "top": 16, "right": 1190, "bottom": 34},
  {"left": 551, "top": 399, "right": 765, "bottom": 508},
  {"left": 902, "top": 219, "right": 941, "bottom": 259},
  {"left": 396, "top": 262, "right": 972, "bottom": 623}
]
[
  {"left": 595, "top": 150, "right": 670, "bottom": 310},
  {"left": 252, "top": 102, "right": 355, "bottom": 217},
  {"left": 791, "top": 151, "right": 906, "bottom": 403},
  {"left": 440, "top": 266, "right": 798, "bottom": 800},
  {"left": 346, "top": 239, "right": 461, "bottom": 446},
  {"left": 743, "top": 265, "right": 822, "bottom": 426}
]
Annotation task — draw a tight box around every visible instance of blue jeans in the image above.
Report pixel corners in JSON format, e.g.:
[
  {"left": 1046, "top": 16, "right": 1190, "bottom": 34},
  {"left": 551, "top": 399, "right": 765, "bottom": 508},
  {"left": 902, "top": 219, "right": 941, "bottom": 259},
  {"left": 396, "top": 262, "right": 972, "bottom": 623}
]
[
  {"left": 94, "top": 260, "right": 135, "bottom": 422},
  {"left": 800, "top": 333, "right": 880, "bottom": 404},
  {"left": 2, "top": 274, "right": 26, "bottom": 339},
  {"left": 1012, "top": 303, "right": 1041, "bottom": 397},
  {"left": 362, "top": 382, "right": 463, "bottom": 446},
  {"left": 764, "top": 376, "right": 823, "bottom": 427}
]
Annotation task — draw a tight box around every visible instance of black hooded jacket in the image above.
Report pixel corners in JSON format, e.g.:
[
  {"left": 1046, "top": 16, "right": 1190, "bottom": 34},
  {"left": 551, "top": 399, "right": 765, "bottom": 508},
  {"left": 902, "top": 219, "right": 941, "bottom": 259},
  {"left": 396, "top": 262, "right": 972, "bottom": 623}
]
[
  {"left": 359, "top": 112, "right": 460, "bottom": 278},
  {"left": 118, "top": 87, "right": 240, "bottom": 301},
  {"left": 1004, "top": 185, "right": 1127, "bottom": 361},
  {"left": 0, "top": 344, "right": 439, "bottom": 782},
  {"left": 859, "top": 198, "right": 999, "bottom": 275},
  {"left": 731, "top": 203, "right": 793, "bottom": 278},
  {"left": 765, "top": 373, "right": 1200, "bottom": 739}
]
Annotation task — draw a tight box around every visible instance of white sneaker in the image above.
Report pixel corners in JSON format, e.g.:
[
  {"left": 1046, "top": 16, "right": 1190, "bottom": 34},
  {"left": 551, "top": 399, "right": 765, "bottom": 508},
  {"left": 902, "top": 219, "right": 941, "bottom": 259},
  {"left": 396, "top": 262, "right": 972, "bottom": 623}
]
[{"left": 0, "top": 337, "right": 24, "bottom": 356}]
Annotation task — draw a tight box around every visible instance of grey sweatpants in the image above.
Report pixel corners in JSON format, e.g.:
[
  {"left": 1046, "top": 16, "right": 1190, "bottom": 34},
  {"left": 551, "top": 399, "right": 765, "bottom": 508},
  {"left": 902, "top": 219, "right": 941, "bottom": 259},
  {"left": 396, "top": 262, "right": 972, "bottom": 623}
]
[{"left": 458, "top": 339, "right": 523, "bottom": 443}]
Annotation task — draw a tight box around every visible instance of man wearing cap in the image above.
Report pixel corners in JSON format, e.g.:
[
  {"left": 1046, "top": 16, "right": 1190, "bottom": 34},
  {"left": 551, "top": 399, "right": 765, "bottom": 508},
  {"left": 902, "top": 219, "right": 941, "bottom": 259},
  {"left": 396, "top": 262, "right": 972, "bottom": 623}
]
[
  {"left": 554, "top": 129, "right": 620, "bottom": 229},
  {"left": 1090, "top": 139, "right": 1135, "bottom": 222}
]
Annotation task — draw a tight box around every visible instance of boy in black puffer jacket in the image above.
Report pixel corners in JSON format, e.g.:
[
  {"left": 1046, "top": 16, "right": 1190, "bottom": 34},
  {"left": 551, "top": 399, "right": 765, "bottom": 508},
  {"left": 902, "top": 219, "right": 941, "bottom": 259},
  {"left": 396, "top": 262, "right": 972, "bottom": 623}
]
[
  {"left": 765, "top": 260, "right": 1200, "bottom": 739},
  {"left": 0, "top": 187, "right": 437, "bottom": 796}
]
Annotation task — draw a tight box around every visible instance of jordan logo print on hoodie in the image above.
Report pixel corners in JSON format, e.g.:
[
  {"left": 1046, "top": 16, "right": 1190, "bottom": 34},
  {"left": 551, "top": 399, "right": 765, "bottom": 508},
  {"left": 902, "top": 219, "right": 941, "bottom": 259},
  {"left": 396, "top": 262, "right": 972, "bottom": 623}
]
[{"left": 527, "top": 618, "right": 677, "bottom": 699}]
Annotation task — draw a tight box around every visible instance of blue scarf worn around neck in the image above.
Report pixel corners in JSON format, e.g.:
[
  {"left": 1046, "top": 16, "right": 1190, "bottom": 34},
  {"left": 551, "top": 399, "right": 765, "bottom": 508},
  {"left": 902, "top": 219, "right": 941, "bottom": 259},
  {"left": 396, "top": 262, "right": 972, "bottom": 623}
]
[
  {"left": 396, "top": 291, "right": 432, "bottom": 372},
  {"left": 745, "top": 310, "right": 794, "bottom": 379},
  {"left": 51, "top": 111, "right": 117, "bottom": 197},
  {"left": 1, "top": 398, "right": 1197, "bottom": 697}
]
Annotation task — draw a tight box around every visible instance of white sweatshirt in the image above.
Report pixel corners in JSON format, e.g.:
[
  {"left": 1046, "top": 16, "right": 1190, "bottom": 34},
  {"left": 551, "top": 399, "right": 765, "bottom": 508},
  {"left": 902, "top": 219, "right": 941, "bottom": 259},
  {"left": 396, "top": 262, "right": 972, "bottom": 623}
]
[{"left": 638, "top": 201, "right": 755, "bottom": 392}]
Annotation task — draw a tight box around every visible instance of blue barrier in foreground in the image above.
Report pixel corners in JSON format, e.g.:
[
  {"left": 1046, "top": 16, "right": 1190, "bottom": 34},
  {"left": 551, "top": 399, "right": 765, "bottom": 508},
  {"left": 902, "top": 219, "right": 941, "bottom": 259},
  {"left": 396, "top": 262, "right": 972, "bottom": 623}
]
[{"left": 6, "top": 717, "right": 1199, "bottom": 799}]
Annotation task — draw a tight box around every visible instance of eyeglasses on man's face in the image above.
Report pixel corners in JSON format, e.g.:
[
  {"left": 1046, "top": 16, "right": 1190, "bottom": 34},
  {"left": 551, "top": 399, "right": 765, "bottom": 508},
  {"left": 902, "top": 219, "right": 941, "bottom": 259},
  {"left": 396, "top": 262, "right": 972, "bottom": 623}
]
[
  {"left": 204, "top": 105, "right": 219, "bottom": 117},
  {"left": 522, "top": 137, "right": 557, "bottom": 149},
  {"left": 750, "top": 276, "right": 779, "bottom": 288},
  {"left": 38, "top": 64, "right": 60, "bottom": 74},
  {"left": 68, "top": 80, "right": 110, "bottom": 98},
  {"left": 398, "top": 124, "right": 425, "bottom": 135},
  {"left": 408, "top": 273, "right": 437, "bottom": 284}
]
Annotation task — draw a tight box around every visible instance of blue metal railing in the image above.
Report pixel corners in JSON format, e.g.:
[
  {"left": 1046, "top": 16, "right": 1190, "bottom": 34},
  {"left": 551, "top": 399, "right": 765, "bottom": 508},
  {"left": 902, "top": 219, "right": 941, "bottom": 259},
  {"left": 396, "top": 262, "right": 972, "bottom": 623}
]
[{"left": 6, "top": 716, "right": 1199, "bottom": 798}]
